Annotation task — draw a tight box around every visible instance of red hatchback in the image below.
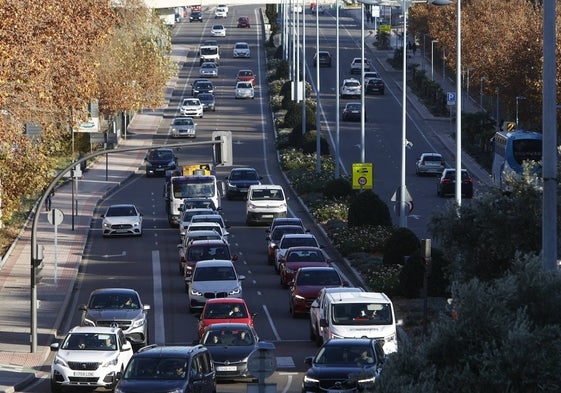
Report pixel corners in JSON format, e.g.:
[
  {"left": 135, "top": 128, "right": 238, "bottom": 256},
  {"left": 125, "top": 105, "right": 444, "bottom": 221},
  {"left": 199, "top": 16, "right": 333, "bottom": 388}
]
[
  {"left": 237, "top": 16, "right": 250, "bottom": 28},
  {"left": 289, "top": 267, "right": 347, "bottom": 317},
  {"left": 279, "top": 246, "right": 331, "bottom": 287},
  {"left": 236, "top": 69, "right": 256, "bottom": 85},
  {"left": 197, "top": 298, "right": 255, "bottom": 338}
]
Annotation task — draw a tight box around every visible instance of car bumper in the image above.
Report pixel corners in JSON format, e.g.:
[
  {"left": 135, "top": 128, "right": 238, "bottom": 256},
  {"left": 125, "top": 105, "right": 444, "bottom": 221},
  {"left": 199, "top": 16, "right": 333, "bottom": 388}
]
[
  {"left": 233, "top": 52, "right": 251, "bottom": 57},
  {"left": 102, "top": 226, "right": 142, "bottom": 237},
  {"left": 51, "top": 366, "right": 119, "bottom": 390},
  {"left": 180, "top": 109, "right": 203, "bottom": 117},
  {"left": 146, "top": 165, "right": 174, "bottom": 176},
  {"left": 246, "top": 211, "right": 287, "bottom": 224},
  {"left": 214, "top": 362, "right": 251, "bottom": 380},
  {"left": 172, "top": 130, "right": 196, "bottom": 138}
]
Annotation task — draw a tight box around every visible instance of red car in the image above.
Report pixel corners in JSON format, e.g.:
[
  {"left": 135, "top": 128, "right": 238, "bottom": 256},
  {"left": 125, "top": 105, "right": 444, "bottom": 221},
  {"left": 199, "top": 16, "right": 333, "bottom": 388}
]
[
  {"left": 237, "top": 16, "right": 250, "bottom": 28},
  {"left": 279, "top": 246, "right": 331, "bottom": 287},
  {"left": 266, "top": 225, "right": 306, "bottom": 264},
  {"left": 236, "top": 69, "right": 256, "bottom": 85},
  {"left": 197, "top": 298, "right": 255, "bottom": 338},
  {"left": 289, "top": 267, "right": 347, "bottom": 317}
]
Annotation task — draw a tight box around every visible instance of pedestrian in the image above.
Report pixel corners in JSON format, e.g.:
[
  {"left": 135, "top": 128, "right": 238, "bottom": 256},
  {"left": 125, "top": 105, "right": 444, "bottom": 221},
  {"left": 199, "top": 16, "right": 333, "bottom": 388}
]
[
  {"left": 45, "top": 189, "right": 54, "bottom": 211},
  {"left": 412, "top": 42, "right": 417, "bottom": 56}
]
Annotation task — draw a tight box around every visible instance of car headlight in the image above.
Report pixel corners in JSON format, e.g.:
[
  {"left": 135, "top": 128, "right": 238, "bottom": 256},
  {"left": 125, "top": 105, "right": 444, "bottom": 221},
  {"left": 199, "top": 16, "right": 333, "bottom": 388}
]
[
  {"left": 131, "top": 318, "right": 146, "bottom": 328},
  {"left": 286, "top": 267, "right": 296, "bottom": 274},
  {"left": 294, "top": 294, "right": 306, "bottom": 301},
  {"left": 102, "top": 221, "right": 111, "bottom": 229},
  {"left": 132, "top": 221, "right": 141, "bottom": 228},
  {"left": 190, "top": 287, "right": 203, "bottom": 296},
  {"left": 229, "top": 286, "right": 241, "bottom": 295},
  {"left": 53, "top": 355, "right": 69, "bottom": 368},
  {"left": 303, "top": 375, "right": 319, "bottom": 384},
  {"left": 102, "top": 356, "right": 119, "bottom": 367},
  {"left": 357, "top": 375, "right": 376, "bottom": 386}
]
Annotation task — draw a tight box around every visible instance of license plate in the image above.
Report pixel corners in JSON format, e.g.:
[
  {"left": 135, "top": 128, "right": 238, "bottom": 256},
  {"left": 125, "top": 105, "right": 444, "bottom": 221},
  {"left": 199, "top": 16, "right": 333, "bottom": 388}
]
[
  {"left": 116, "top": 229, "right": 129, "bottom": 233},
  {"left": 239, "top": 188, "right": 248, "bottom": 192},
  {"left": 262, "top": 214, "right": 273, "bottom": 218},
  {"left": 74, "top": 371, "right": 95, "bottom": 377},
  {"left": 216, "top": 365, "right": 237, "bottom": 371}
]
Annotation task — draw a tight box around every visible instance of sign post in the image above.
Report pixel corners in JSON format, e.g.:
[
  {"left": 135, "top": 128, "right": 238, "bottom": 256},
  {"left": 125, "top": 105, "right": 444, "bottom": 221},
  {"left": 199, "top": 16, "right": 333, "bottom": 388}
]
[{"left": 46, "top": 208, "right": 64, "bottom": 283}]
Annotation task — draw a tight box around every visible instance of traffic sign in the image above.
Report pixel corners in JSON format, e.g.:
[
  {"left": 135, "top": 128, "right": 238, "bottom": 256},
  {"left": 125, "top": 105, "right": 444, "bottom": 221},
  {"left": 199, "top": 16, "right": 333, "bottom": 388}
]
[
  {"left": 247, "top": 342, "right": 276, "bottom": 380},
  {"left": 352, "top": 163, "right": 373, "bottom": 190},
  {"left": 447, "top": 92, "right": 456, "bottom": 106},
  {"left": 47, "top": 208, "right": 64, "bottom": 226}
]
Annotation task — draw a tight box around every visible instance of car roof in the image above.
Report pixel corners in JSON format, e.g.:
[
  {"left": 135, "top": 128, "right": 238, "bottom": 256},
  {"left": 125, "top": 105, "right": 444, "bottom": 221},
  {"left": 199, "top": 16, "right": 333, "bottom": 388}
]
[
  {"left": 205, "top": 297, "right": 247, "bottom": 305},
  {"left": 297, "top": 266, "right": 337, "bottom": 274},
  {"left": 136, "top": 345, "right": 206, "bottom": 357},
  {"left": 106, "top": 203, "right": 137, "bottom": 209},
  {"left": 272, "top": 224, "right": 304, "bottom": 232},
  {"left": 281, "top": 233, "right": 316, "bottom": 239},
  {"left": 343, "top": 78, "right": 360, "bottom": 83},
  {"left": 231, "top": 167, "right": 257, "bottom": 172},
  {"left": 188, "top": 239, "right": 227, "bottom": 246},
  {"left": 89, "top": 288, "right": 140, "bottom": 296},
  {"left": 203, "top": 322, "right": 252, "bottom": 331},
  {"left": 323, "top": 337, "right": 376, "bottom": 347},
  {"left": 235, "top": 41, "right": 249, "bottom": 45},
  {"left": 420, "top": 152, "right": 442, "bottom": 157},
  {"left": 249, "top": 184, "right": 282, "bottom": 190},
  {"left": 68, "top": 325, "right": 122, "bottom": 335},
  {"left": 195, "top": 259, "right": 235, "bottom": 268}
]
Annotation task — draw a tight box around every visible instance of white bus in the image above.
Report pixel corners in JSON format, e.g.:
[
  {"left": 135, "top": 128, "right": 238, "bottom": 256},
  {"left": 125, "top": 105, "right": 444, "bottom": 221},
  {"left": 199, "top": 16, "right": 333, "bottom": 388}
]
[
  {"left": 165, "top": 175, "right": 220, "bottom": 226},
  {"left": 491, "top": 130, "right": 542, "bottom": 190}
]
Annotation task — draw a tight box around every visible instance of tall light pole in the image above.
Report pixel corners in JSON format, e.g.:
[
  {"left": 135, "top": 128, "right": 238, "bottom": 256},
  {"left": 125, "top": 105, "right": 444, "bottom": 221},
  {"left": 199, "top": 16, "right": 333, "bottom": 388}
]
[
  {"left": 515, "top": 95, "right": 526, "bottom": 128},
  {"left": 335, "top": 0, "right": 341, "bottom": 178},
  {"left": 431, "top": 39, "right": 438, "bottom": 80},
  {"left": 466, "top": 67, "right": 474, "bottom": 103},
  {"left": 454, "top": 0, "right": 462, "bottom": 206}
]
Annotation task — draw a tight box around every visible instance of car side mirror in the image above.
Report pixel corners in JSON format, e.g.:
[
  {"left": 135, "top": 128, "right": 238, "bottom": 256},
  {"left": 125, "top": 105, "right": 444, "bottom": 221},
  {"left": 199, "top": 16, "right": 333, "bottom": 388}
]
[
  {"left": 232, "top": 255, "right": 239, "bottom": 261},
  {"left": 122, "top": 341, "right": 132, "bottom": 351}
]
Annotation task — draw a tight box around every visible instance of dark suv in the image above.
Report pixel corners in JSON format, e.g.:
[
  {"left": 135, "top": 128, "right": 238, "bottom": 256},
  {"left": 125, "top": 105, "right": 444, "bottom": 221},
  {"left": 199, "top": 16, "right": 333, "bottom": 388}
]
[
  {"left": 115, "top": 345, "right": 216, "bottom": 393},
  {"left": 224, "top": 167, "right": 262, "bottom": 200},
  {"left": 79, "top": 288, "right": 151, "bottom": 349},
  {"left": 144, "top": 148, "right": 177, "bottom": 177},
  {"left": 302, "top": 338, "right": 385, "bottom": 393},
  {"left": 437, "top": 168, "right": 473, "bottom": 198}
]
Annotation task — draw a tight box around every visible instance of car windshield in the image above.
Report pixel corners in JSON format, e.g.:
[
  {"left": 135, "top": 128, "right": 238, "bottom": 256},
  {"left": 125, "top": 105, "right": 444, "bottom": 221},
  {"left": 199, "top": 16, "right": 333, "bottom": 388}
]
[
  {"left": 202, "top": 328, "right": 254, "bottom": 346},
  {"left": 346, "top": 104, "right": 361, "bottom": 110},
  {"left": 203, "top": 302, "right": 248, "bottom": 319},
  {"left": 271, "top": 227, "right": 305, "bottom": 241},
  {"left": 197, "top": 83, "right": 212, "bottom": 89},
  {"left": 201, "top": 63, "right": 215, "bottom": 69},
  {"left": 62, "top": 333, "right": 117, "bottom": 351},
  {"left": 183, "top": 99, "right": 200, "bottom": 106},
  {"left": 286, "top": 250, "right": 325, "bottom": 262},
  {"left": 250, "top": 188, "right": 284, "bottom": 200},
  {"left": 124, "top": 357, "right": 188, "bottom": 380},
  {"left": 314, "top": 345, "right": 374, "bottom": 366},
  {"left": 173, "top": 118, "right": 194, "bottom": 126},
  {"left": 281, "top": 237, "right": 317, "bottom": 248},
  {"left": 296, "top": 270, "right": 340, "bottom": 286},
  {"left": 148, "top": 150, "right": 172, "bottom": 160},
  {"left": 105, "top": 206, "right": 137, "bottom": 217},
  {"left": 239, "top": 71, "right": 253, "bottom": 77},
  {"left": 344, "top": 81, "right": 360, "bottom": 87},
  {"left": 88, "top": 292, "right": 140, "bottom": 309},
  {"left": 331, "top": 303, "right": 393, "bottom": 325},
  {"left": 194, "top": 266, "right": 236, "bottom": 281},
  {"left": 191, "top": 215, "right": 223, "bottom": 225},
  {"left": 230, "top": 170, "right": 258, "bottom": 180},
  {"left": 236, "top": 44, "right": 249, "bottom": 49},
  {"left": 237, "top": 82, "right": 252, "bottom": 89}
]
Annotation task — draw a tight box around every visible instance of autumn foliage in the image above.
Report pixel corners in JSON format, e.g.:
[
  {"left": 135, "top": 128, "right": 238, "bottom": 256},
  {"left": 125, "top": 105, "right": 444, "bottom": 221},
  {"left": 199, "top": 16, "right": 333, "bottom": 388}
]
[{"left": 0, "top": 0, "right": 176, "bottom": 223}]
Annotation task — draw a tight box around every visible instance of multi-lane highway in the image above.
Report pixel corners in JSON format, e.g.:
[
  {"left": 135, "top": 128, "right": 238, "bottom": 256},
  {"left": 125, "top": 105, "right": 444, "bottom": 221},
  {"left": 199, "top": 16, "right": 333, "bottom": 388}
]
[{"left": 45, "top": 5, "right": 466, "bottom": 393}]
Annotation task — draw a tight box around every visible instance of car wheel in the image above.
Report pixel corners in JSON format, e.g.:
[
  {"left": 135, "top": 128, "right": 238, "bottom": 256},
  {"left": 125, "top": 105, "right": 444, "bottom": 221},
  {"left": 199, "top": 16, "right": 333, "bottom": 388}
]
[
  {"left": 189, "top": 304, "right": 196, "bottom": 313},
  {"left": 315, "top": 326, "right": 323, "bottom": 347},
  {"left": 179, "top": 264, "right": 184, "bottom": 275}
]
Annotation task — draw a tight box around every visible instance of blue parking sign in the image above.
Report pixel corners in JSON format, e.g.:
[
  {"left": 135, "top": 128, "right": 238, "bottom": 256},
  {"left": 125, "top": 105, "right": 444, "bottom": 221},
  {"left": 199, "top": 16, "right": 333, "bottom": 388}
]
[{"left": 447, "top": 92, "right": 456, "bottom": 106}]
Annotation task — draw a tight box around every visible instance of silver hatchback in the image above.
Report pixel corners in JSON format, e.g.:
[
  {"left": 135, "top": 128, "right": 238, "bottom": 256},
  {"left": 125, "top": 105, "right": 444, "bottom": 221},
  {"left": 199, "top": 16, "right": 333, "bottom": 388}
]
[{"left": 415, "top": 152, "right": 446, "bottom": 176}]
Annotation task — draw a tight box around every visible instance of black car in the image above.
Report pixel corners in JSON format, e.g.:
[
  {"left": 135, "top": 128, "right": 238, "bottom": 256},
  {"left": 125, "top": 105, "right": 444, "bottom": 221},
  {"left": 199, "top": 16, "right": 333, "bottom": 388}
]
[
  {"left": 365, "top": 77, "right": 385, "bottom": 95},
  {"left": 192, "top": 80, "right": 215, "bottom": 97},
  {"left": 144, "top": 148, "right": 177, "bottom": 177},
  {"left": 302, "top": 338, "right": 385, "bottom": 393},
  {"left": 225, "top": 167, "right": 262, "bottom": 200},
  {"left": 199, "top": 323, "right": 260, "bottom": 380},
  {"left": 313, "top": 50, "right": 332, "bottom": 67},
  {"left": 197, "top": 92, "right": 216, "bottom": 112},
  {"left": 115, "top": 345, "right": 216, "bottom": 393},
  {"left": 189, "top": 11, "right": 203, "bottom": 22},
  {"left": 342, "top": 102, "right": 363, "bottom": 122},
  {"left": 437, "top": 168, "right": 474, "bottom": 198}
]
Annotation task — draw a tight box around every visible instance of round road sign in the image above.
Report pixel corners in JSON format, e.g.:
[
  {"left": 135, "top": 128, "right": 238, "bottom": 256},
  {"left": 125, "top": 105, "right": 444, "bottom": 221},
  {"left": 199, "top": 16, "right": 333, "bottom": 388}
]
[
  {"left": 47, "top": 208, "right": 64, "bottom": 226},
  {"left": 358, "top": 176, "right": 367, "bottom": 186},
  {"left": 247, "top": 347, "right": 276, "bottom": 380}
]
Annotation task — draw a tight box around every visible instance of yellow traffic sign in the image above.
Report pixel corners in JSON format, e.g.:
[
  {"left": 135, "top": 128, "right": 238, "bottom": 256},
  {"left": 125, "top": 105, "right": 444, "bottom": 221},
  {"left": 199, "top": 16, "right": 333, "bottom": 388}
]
[
  {"left": 379, "top": 24, "right": 391, "bottom": 33},
  {"left": 352, "top": 163, "right": 373, "bottom": 190}
]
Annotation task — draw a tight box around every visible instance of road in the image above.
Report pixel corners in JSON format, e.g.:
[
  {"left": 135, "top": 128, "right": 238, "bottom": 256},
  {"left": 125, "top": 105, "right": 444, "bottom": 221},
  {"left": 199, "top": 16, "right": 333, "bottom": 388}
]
[{"left": 30, "top": 4, "right": 467, "bottom": 393}]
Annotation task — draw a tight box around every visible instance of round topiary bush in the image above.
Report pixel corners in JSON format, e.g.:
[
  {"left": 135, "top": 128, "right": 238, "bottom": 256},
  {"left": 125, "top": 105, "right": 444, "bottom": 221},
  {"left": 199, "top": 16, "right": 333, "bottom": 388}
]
[
  {"left": 301, "top": 130, "right": 330, "bottom": 155},
  {"left": 347, "top": 190, "right": 391, "bottom": 228},
  {"left": 383, "top": 227, "right": 420, "bottom": 265},
  {"left": 323, "top": 177, "right": 353, "bottom": 199}
]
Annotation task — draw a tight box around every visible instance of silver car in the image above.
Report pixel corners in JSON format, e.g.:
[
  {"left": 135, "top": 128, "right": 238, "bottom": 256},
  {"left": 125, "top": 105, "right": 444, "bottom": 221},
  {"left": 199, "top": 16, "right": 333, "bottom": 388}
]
[
  {"left": 199, "top": 62, "right": 219, "bottom": 78},
  {"left": 170, "top": 116, "right": 197, "bottom": 138},
  {"left": 180, "top": 98, "right": 204, "bottom": 118},
  {"left": 340, "top": 78, "right": 361, "bottom": 98},
  {"left": 415, "top": 152, "right": 446, "bottom": 176},
  {"left": 101, "top": 204, "right": 142, "bottom": 237},
  {"left": 235, "top": 81, "right": 254, "bottom": 99}
]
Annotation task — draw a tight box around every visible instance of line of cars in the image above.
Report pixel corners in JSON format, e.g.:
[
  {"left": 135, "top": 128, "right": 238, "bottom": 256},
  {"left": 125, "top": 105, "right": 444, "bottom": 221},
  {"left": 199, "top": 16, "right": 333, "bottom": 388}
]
[{"left": 415, "top": 152, "right": 474, "bottom": 198}]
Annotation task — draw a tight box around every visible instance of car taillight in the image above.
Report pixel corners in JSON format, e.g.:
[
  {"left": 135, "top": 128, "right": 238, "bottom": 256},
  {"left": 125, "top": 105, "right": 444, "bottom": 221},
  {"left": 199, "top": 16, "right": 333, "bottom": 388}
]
[{"left": 442, "top": 178, "right": 452, "bottom": 183}]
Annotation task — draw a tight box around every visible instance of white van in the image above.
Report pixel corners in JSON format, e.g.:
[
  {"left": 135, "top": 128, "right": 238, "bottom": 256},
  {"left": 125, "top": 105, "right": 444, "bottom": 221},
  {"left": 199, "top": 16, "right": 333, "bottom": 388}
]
[
  {"left": 310, "top": 291, "right": 398, "bottom": 354},
  {"left": 245, "top": 184, "right": 287, "bottom": 225}
]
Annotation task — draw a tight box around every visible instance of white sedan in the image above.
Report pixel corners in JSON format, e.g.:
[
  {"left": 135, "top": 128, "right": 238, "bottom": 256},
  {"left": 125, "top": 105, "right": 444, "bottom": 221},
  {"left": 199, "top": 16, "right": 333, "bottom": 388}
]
[
  {"left": 235, "top": 81, "right": 254, "bottom": 99},
  {"left": 180, "top": 98, "right": 204, "bottom": 118},
  {"left": 199, "top": 62, "right": 219, "bottom": 78},
  {"left": 170, "top": 116, "right": 197, "bottom": 138},
  {"left": 210, "top": 24, "right": 226, "bottom": 37},
  {"left": 101, "top": 204, "right": 143, "bottom": 237}
]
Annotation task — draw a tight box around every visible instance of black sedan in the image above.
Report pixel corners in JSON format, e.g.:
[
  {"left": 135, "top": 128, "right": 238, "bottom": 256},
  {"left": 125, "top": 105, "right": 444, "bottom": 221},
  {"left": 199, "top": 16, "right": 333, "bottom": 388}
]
[
  {"left": 224, "top": 167, "right": 262, "bottom": 200},
  {"left": 365, "top": 77, "right": 385, "bottom": 95},
  {"left": 302, "top": 338, "right": 385, "bottom": 393},
  {"left": 342, "top": 102, "right": 363, "bottom": 122},
  {"left": 436, "top": 168, "right": 474, "bottom": 198},
  {"left": 199, "top": 323, "right": 260, "bottom": 381},
  {"left": 144, "top": 148, "right": 177, "bottom": 177},
  {"left": 189, "top": 11, "right": 203, "bottom": 22}
]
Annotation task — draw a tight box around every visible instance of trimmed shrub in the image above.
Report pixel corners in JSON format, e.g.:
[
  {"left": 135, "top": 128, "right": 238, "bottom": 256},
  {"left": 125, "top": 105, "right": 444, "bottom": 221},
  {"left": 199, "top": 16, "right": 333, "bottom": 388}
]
[
  {"left": 301, "top": 130, "right": 330, "bottom": 155},
  {"left": 347, "top": 190, "right": 392, "bottom": 228},
  {"left": 383, "top": 227, "right": 420, "bottom": 265},
  {"left": 323, "top": 177, "right": 353, "bottom": 199}
]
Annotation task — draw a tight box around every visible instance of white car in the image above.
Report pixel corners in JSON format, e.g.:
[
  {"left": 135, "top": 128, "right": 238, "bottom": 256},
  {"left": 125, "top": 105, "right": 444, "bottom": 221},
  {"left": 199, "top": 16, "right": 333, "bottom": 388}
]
[
  {"left": 179, "top": 208, "right": 219, "bottom": 239},
  {"left": 199, "top": 62, "right": 218, "bottom": 78},
  {"left": 235, "top": 81, "right": 255, "bottom": 99},
  {"left": 170, "top": 116, "right": 197, "bottom": 138},
  {"left": 340, "top": 78, "right": 361, "bottom": 98},
  {"left": 211, "top": 24, "right": 226, "bottom": 37},
  {"left": 350, "top": 57, "right": 372, "bottom": 74},
  {"left": 233, "top": 42, "right": 251, "bottom": 58},
  {"left": 214, "top": 6, "right": 228, "bottom": 18},
  {"left": 180, "top": 97, "right": 204, "bottom": 118},
  {"left": 217, "top": 4, "right": 229, "bottom": 13},
  {"left": 190, "top": 214, "right": 229, "bottom": 236},
  {"left": 101, "top": 204, "right": 143, "bottom": 237},
  {"left": 50, "top": 326, "right": 133, "bottom": 392},
  {"left": 186, "top": 259, "right": 245, "bottom": 312},
  {"left": 184, "top": 221, "right": 229, "bottom": 244},
  {"left": 274, "top": 233, "right": 321, "bottom": 272},
  {"left": 363, "top": 71, "right": 380, "bottom": 83}
]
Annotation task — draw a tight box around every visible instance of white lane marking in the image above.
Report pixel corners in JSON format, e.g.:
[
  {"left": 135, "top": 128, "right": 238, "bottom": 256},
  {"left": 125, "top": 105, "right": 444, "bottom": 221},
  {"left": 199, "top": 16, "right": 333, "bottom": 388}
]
[
  {"left": 263, "top": 304, "right": 281, "bottom": 341},
  {"left": 281, "top": 374, "right": 294, "bottom": 393},
  {"left": 152, "top": 250, "right": 165, "bottom": 345}
]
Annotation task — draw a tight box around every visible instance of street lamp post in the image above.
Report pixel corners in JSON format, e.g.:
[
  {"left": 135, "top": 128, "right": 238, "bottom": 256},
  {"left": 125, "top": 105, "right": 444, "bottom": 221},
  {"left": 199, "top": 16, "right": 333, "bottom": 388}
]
[
  {"left": 515, "top": 95, "right": 526, "bottom": 128},
  {"left": 479, "top": 76, "right": 486, "bottom": 110},
  {"left": 466, "top": 67, "right": 474, "bottom": 103},
  {"left": 431, "top": 39, "right": 438, "bottom": 80},
  {"left": 454, "top": 0, "right": 462, "bottom": 206}
]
